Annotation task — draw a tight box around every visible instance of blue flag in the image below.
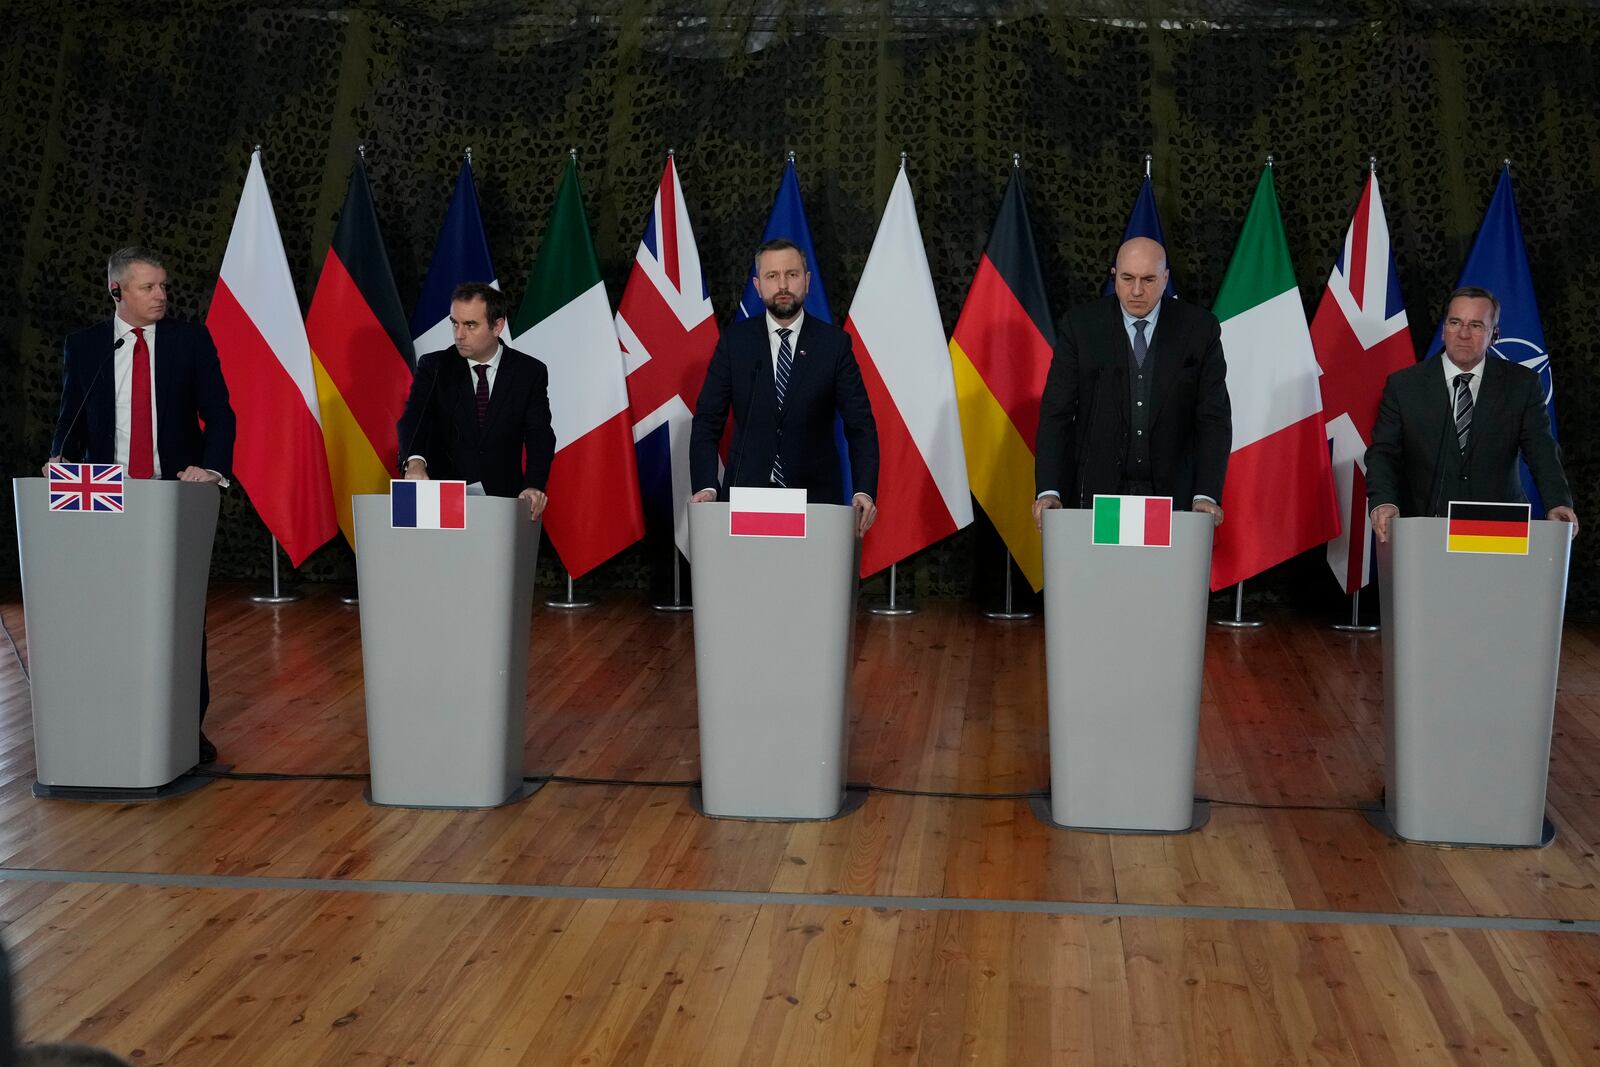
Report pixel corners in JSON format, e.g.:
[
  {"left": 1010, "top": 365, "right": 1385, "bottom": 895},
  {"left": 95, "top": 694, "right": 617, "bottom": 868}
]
[
  {"left": 411, "top": 157, "right": 497, "bottom": 359},
  {"left": 1428, "top": 165, "right": 1556, "bottom": 514},
  {"left": 1102, "top": 175, "right": 1179, "bottom": 298},
  {"left": 737, "top": 159, "right": 851, "bottom": 501}
]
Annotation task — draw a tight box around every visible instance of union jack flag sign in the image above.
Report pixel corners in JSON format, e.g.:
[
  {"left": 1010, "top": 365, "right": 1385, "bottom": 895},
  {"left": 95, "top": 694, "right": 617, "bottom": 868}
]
[{"left": 48, "top": 463, "right": 125, "bottom": 513}]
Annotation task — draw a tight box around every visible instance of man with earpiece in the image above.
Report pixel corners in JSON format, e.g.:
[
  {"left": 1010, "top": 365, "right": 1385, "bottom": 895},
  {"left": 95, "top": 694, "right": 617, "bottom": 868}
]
[
  {"left": 1366, "top": 285, "right": 1576, "bottom": 542},
  {"left": 44, "top": 246, "right": 236, "bottom": 764}
]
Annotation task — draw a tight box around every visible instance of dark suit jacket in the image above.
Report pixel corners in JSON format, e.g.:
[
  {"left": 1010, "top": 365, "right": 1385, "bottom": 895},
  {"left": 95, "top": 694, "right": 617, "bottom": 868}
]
[
  {"left": 395, "top": 344, "right": 555, "bottom": 498},
  {"left": 50, "top": 318, "right": 236, "bottom": 478},
  {"left": 1364, "top": 354, "right": 1571, "bottom": 517},
  {"left": 690, "top": 314, "right": 879, "bottom": 504},
  {"left": 1035, "top": 295, "right": 1231, "bottom": 508}
]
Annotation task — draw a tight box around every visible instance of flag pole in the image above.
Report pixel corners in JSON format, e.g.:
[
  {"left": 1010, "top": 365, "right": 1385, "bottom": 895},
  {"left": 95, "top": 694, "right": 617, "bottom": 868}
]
[
  {"left": 983, "top": 550, "right": 1033, "bottom": 620},
  {"left": 1332, "top": 588, "right": 1379, "bottom": 633},
  {"left": 546, "top": 569, "right": 594, "bottom": 610},
  {"left": 652, "top": 549, "right": 692, "bottom": 613},
  {"left": 250, "top": 535, "right": 303, "bottom": 604},
  {"left": 1212, "top": 580, "right": 1262, "bottom": 628},
  {"left": 868, "top": 562, "right": 917, "bottom": 616}
]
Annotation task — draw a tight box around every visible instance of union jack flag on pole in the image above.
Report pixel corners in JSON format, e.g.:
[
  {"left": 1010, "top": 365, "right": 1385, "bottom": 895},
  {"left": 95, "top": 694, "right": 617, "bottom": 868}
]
[
  {"left": 48, "top": 463, "right": 125, "bottom": 512},
  {"left": 617, "top": 153, "right": 719, "bottom": 559},
  {"left": 1312, "top": 168, "right": 1414, "bottom": 594}
]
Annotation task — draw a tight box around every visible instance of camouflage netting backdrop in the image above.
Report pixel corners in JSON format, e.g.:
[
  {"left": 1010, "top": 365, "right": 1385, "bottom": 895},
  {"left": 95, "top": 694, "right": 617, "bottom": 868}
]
[{"left": 3, "top": 1, "right": 1597, "bottom": 617}]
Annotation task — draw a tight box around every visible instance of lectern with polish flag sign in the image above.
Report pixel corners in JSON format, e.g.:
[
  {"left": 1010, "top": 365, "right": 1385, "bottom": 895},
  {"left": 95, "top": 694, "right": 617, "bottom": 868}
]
[
  {"left": 1209, "top": 163, "right": 1338, "bottom": 590},
  {"left": 1313, "top": 168, "right": 1413, "bottom": 595},
  {"left": 508, "top": 155, "right": 643, "bottom": 578},
  {"left": 849, "top": 161, "right": 973, "bottom": 577}
]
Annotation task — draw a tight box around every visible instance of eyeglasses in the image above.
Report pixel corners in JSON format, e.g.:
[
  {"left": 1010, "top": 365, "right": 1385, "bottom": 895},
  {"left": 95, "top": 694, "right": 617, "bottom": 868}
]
[{"left": 1444, "top": 317, "right": 1491, "bottom": 335}]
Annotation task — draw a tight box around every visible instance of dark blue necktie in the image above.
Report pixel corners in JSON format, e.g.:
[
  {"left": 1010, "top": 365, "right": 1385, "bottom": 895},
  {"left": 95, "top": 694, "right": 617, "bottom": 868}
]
[
  {"left": 1133, "top": 319, "right": 1150, "bottom": 368},
  {"left": 771, "top": 327, "right": 794, "bottom": 486}
]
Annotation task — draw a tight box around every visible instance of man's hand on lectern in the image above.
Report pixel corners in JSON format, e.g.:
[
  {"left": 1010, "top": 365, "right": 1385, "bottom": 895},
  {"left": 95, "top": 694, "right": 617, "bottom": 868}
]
[
  {"left": 690, "top": 489, "right": 717, "bottom": 504},
  {"left": 853, "top": 493, "right": 877, "bottom": 537},
  {"left": 1370, "top": 503, "right": 1399, "bottom": 543}
]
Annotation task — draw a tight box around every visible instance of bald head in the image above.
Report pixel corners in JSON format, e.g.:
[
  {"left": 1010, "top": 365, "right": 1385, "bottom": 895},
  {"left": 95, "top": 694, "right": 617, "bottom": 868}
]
[{"left": 1113, "top": 237, "right": 1168, "bottom": 318}]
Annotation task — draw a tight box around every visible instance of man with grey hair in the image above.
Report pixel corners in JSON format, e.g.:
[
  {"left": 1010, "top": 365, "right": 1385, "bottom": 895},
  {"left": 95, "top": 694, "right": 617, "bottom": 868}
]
[{"left": 45, "top": 246, "right": 236, "bottom": 763}]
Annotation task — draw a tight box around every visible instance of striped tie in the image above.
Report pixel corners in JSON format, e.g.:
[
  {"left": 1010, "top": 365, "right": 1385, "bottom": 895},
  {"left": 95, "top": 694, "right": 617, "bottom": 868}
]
[
  {"left": 474, "top": 364, "right": 490, "bottom": 428},
  {"left": 771, "top": 327, "right": 794, "bottom": 486},
  {"left": 1453, "top": 372, "right": 1473, "bottom": 452}
]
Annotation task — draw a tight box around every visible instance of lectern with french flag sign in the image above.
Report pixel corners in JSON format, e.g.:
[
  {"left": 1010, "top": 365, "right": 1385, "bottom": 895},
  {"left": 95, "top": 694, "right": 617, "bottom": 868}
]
[
  {"left": 689, "top": 490, "right": 861, "bottom": 820},
  {"left": 15, "top": 473, "right": 221, "bottom": 798},
  {"left": 1037, "top": 499, "right": 1214, "bottom": 833},
  {"left": 1372, "top": 510, "right": 1571, "bottom": 847},
  {"left": 351, "top": 488, "right": 541, "bottom": 808}
]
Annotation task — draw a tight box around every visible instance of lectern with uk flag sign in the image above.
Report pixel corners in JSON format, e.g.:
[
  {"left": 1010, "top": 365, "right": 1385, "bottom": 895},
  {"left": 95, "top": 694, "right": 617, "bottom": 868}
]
[{"left": 15, "top": 469, "right": 221, "bottom": 798}]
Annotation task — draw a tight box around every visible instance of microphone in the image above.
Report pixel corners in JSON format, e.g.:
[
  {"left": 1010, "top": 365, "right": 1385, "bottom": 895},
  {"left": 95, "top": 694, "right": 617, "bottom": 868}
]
[
  {"left": 1074, "top": 364, "right": 1110, "bottom": 508},
  {"left": 53, "top": 336, "right": 124, "bottom": 461},
  {"left": 1425, "top": 385, "right": 1456, "bottom": 518},
  {"left": 395, "top": 356, "right": 441, "bottom": 477}
]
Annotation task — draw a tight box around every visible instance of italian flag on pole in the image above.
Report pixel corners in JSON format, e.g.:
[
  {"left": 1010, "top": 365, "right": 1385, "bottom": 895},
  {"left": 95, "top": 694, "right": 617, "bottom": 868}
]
[
  {"left": 1209, "top": 164, "right": 1339, "bottom": 590},
  {"left": 508, "top": 154, "right": 644, "bottom": 578}
]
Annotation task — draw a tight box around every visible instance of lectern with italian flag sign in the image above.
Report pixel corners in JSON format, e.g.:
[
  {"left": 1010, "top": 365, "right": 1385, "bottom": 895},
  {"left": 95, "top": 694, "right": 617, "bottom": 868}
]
[
  {"left": 1038, "top": 498, "right": 1213, "bottom": 833},
  {"left": 1372, "top": 511, "right": 1570, "bottom": 847},
  {"left": 689, "top": 491, "right": 861, "bottom": 820}
]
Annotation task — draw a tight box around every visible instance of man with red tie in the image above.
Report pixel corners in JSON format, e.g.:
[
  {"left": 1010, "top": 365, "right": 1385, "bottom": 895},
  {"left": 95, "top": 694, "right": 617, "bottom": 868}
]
[{"left": 45, "top": 246, "right": 236, "bottom": 763}]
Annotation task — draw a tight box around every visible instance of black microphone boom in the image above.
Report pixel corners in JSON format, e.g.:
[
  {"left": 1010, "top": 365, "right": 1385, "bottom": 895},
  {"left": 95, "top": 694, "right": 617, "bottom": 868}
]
[{"left": 53, "top": 336, "right": 123, "bottom": 461}]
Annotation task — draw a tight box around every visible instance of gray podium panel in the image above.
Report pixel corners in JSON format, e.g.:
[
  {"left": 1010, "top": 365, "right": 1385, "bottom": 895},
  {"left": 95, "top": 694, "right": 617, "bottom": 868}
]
[
  {"left": 1377, "top": 517, "right": 1570, "bottom": 847},
  {"left": 353, "top": 494, "right": 539, "bottom": 809},
  {"left": 15, "top": 477, "right": 219, "bottom": 789},
  {"left": 690, "top": 503, "right": 857, "bottom": 820},
  {"left": 1042, "top": 508, "right": 1213, "bottom": 832}
]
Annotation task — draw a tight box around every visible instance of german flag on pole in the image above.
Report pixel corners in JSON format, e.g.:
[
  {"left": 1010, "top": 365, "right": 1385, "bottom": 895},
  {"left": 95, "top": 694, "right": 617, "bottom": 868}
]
[
  {"left": 1446, "top": 501, "right": 1531, "bottom": 555},
  {"left": 950, "top": 162, "right": 1056, "bottom": 590},
  {"left": 307, "top": 154, "right": 414, "bottom": 547}
]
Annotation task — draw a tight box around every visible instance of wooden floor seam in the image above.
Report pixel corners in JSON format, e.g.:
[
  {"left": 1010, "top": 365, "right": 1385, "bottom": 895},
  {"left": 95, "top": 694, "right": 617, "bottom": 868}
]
[{"left": 4, "top": 864, "right": 1597, "bottom": 935}]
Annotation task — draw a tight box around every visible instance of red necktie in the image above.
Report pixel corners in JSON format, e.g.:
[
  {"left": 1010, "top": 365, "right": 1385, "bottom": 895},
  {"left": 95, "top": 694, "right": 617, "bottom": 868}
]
[{"left": 129, "top": 326, "right": 155, "bottom": 479}]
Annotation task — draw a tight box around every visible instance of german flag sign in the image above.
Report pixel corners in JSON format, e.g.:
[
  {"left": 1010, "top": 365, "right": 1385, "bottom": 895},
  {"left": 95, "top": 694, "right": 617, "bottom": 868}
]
[{"left": 1446, "top": 501, "right": 1531, "bottom": 555}]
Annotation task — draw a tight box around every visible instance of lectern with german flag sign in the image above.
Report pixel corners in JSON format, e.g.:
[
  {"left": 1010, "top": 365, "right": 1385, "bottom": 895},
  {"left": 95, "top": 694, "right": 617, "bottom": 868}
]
[{"left": 1373, "top": 509, "right": 1572, "bottom": 847}]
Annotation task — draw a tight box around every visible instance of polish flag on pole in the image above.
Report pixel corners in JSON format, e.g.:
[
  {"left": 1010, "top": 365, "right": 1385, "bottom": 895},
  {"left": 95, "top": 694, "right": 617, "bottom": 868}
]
[
  {"left": 208, "top": 149, "right": 337, "bottom": 566},
  {"left": 848, "top": 161, "right": 973, "bottom": 576}
]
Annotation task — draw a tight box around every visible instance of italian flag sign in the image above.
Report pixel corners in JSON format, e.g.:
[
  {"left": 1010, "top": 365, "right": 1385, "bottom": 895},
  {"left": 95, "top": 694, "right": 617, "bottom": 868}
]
[{"left": 1092, "top": 495, "right": 1172, "bottom": 547}]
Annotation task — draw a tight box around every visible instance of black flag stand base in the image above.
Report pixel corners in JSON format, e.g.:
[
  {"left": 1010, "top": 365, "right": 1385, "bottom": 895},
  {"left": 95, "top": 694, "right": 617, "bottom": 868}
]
[
  {"left": 1331, "top": 588, "right": 1380, "bottom": 633},
  {"left": 250, "top": 536, "right": 304, "bottom": 604},
  {"left": 546, "top": 572, "right": 595, "bottom": 610},
  {"left": 1212, "top": 581, "right": 1263, "bottom": 629}
]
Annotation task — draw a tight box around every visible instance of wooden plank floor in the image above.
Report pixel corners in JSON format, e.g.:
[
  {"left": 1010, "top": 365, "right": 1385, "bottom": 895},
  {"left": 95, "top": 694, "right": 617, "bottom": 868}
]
[{"left": 2, "top": 586, "right": 1599, "bottom": 1064}]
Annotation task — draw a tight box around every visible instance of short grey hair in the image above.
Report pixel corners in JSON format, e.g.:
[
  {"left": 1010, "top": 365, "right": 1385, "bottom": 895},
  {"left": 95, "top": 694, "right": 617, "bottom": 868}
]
[{"left": 106, "top": 246, "right": 164, "bottom": 285}]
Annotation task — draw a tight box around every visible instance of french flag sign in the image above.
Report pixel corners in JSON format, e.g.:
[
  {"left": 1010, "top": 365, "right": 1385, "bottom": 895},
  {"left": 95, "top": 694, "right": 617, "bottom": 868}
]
[
  {"left": 391, "top": 479, "right": 467, "bottom": 530},
  {"left": 729, "top": 486, "right": 806, "bottom": 538}
]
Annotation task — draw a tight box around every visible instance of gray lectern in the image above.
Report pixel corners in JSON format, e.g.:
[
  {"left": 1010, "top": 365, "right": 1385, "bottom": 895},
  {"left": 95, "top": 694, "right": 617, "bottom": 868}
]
[
  {"left": 353, "top": 494, "right": 540, "bottom": 809},
  {"left": 1037, "top": 508, "right": 1213, "bottom": 833},
  {"left": 14, "top": 477, "right": 220, "bottom": 798},
  {"left": 1373, "top": 517, "right": 1571, "bottom": 847},
  {"left": 689, "top": 502, "right": 860, "bottom": 820}
]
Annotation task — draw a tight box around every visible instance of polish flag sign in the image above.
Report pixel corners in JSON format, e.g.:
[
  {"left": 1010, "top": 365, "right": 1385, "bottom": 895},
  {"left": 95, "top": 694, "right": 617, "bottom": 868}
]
[{"left": 729, "top": 486, "right": 807, "bottom": 538}]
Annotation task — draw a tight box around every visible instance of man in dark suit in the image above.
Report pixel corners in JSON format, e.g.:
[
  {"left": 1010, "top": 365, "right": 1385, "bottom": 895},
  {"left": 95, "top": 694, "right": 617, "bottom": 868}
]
[
  {"left": 689, "top": 238, "right": 879, "bottom": 535},
  {"left": 1033, "top": 236, "right": 1231, "bottom": 529},
  {"left": 45, "top": 246, "right": 237, "bottom": 764},
  {"left": 1366, "top": 286, "right": 1577, "bottom": 541},
  {"left": 396, "top": 281, "right": 555, "bottom": 521}
]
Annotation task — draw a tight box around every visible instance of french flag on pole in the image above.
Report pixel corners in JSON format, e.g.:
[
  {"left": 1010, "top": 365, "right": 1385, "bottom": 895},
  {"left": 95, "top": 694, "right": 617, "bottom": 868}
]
[
  {"left": 391, "top": 480, "right": 467, "bottom": 530},
  {"left": 729, "top": 487, "right": 806, "bottom": 538}
]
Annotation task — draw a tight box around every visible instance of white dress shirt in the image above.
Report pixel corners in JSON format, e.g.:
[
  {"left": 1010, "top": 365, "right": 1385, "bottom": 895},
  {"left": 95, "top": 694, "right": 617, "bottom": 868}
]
[
  {"left": 766, "top": 310, "right": 805, "bottom": 378},
  {"left": 1443, "top": 354, "right": 1485, "bottom": 407}
]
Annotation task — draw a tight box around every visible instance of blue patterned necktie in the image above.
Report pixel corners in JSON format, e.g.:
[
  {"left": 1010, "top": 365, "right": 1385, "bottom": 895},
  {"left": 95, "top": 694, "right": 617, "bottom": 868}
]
[
  {"left": 1133, "top": 318, "right": 1149, "bottom": 368},
  {"left": 771, "top": 327, "right": 794, "bottom": 486},
  {"left": 1453, "top": 372, "right": 1473, "bottom": 451}
]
